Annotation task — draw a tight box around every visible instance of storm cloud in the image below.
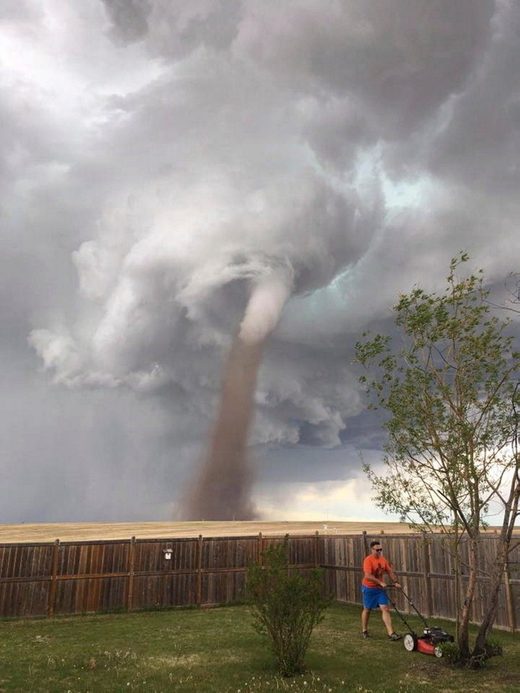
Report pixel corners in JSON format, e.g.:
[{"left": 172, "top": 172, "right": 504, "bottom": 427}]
[{"left": 1, "top": 0, "right": 519, "bottom": 522}]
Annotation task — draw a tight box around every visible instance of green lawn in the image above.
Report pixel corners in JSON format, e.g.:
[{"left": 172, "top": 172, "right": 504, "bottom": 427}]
[{"left": 0, "top": 604, "right": 518, "bottom": 692}]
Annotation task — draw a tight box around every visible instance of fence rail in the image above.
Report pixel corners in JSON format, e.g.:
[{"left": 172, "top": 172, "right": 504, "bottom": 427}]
[{"left": 0, "top": 532, "right": 518, "bottom": 630}]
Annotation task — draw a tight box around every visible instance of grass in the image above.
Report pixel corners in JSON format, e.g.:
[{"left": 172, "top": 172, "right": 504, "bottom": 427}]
[{"left": 0, "top": 604, "right": 518, "bottom": 692}]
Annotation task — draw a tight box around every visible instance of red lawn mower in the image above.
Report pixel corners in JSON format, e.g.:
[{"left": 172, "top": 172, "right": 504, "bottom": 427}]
[{"left": 387, "top": 586, "right": 454, "bottom": 657}]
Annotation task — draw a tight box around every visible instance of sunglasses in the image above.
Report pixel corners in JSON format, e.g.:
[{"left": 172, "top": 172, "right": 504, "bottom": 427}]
[{"left": 374, "top": 548, "right": 383, "bottom": 552}]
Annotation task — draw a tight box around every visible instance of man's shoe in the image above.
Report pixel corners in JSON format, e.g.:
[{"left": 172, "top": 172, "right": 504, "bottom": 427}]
[
  {"left": 388, "top": 632, "right": 402, "bottom": 641},
  {"left": 362, "top": 630, "right": 369, "bottom": 639}
]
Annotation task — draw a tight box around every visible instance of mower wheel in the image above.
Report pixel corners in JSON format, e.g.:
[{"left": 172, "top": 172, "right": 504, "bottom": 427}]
[
  {"left": 403, "top": 633, "right": 417, "bottom": 652},
  {"left": 434, "top": 645, "right": 443, "bottom": 658}
]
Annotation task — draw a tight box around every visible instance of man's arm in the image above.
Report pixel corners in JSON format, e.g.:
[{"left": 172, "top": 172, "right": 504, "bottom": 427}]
[
  {"left": 386, "top": 564, "right": 401, "bottom": 588},
  {"left": 364, "top": 569, "right": 386, "bottom": 587}
]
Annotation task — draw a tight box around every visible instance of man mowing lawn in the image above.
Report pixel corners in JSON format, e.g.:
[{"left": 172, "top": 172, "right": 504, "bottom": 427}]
[{"left": 361, "top": 540, "right": 402, "bottom": 640}]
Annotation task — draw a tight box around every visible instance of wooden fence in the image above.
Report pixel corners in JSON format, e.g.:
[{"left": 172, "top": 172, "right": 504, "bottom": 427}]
[
  {"left": 322, "top": 532, "right": 520, "bottom": 632},
  {"left": 0, "top": 533, "right": 518, "bottom": 630}
]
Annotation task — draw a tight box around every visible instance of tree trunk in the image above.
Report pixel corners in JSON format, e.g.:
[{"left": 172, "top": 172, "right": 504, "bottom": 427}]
[
  {"left": 457, "top": 536, "right": 479, "bottom": 660},
  {"left": 453, "top": 521, "right": 461, "bottom": 641},
  {"left": 473, "top": 470, "right": 520, "bottom": 658},
  {"left": 472, "top": 539, "right": 508, "bottom": 657}
]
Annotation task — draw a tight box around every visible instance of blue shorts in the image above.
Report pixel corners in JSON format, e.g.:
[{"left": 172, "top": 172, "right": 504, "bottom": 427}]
[{"left": 362, "top": 585, "right": 390, "bottom": 609}]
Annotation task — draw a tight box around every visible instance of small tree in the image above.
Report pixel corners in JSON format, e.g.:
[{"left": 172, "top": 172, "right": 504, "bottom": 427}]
[
  {"left": 247, "top": 541, "right": 330, "bottom": 677},
  {"left": 355, "top": 253, "right": 520, "bottom": 666}
]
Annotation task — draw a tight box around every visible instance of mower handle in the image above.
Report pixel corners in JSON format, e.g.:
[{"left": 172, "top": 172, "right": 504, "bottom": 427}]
[{"left": 387, "top": 584, "right": 430, "bottom": 630}]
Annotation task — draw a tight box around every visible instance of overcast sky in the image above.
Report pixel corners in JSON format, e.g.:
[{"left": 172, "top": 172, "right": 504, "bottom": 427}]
[{"left": 1, "top": 0, "right": 520, "bottom": 524}]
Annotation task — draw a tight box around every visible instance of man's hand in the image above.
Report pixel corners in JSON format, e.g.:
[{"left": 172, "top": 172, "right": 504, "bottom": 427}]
[{"left": 393, "top": 582, "right": 401, "bottom": 588}]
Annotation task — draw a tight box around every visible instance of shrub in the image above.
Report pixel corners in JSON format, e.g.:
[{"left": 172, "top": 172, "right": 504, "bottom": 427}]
[
  {"left": 483, "top": 636, "right": 504, "bottom": 659},
  {"left": 247, "top": 541, "right": 330, "bottom": 677},
  {"left": 439, "top": 637, "right": 504, "bottom": 669},
  {"left": 437, "top": 641, "right": 462, "bottom": 665}
]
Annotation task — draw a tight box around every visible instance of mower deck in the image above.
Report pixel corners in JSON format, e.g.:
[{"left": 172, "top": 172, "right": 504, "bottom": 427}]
[{"left": 388, "top": 587, "right": 454, "bottom": 658}]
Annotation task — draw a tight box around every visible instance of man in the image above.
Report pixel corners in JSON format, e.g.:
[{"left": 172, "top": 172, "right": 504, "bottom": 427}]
[{"left": 361, "top": 540, "right": 402, "bottom": 640}]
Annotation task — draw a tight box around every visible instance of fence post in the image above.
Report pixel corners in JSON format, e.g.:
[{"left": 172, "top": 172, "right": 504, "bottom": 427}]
[
  {"left": 196, "top": 535, "right": 203, "bottom": 606},
  {"left": 421, "top": 533, "right": 433, "bottom": 618},
  {"left": 315, "top": 530, "right": 319, "bottom": 568},
  {"left": 127, "top": 536, "right": 136, "bottom": 612},
  {"left": 257, "top": 532, "right": 263, "bottom": 565},
  {"left": 47, "top": 538, "right": 60, "bottom": 618},
  {"left": 361, "top": 531, "right": 369, "bottom": 605},
  {"left": 504, "top": 562, "right": 516, "bottom": 632},
  {"left": 400, "top": 537, "right": 408, "bottom": 605}
]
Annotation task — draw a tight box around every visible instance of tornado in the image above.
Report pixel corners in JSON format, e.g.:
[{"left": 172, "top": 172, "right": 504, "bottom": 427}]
[{"left": 184, "top": 271, "right": 292, "bottom": 520}]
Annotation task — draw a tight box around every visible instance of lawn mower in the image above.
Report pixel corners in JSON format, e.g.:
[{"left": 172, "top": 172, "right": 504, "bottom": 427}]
[{"left": 387, "top": 586, "right": 454, "bottom": 657}]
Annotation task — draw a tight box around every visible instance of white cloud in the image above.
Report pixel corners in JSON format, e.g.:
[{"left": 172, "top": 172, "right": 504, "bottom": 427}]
[{"left": 255, "top": 473, "right": 398, "bottom": 523}]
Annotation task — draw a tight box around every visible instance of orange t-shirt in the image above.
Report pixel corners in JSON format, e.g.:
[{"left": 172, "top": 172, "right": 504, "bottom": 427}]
[{"left": 362, "top": 555, "right": 392, "bottom": 587}]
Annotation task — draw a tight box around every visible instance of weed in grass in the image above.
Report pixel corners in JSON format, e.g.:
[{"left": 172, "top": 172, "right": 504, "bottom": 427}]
[{"left": 232, "top": 672, "right": 350, "bottom": 691}]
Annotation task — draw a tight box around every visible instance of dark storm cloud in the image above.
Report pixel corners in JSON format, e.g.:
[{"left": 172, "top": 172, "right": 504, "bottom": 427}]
[
  {"left": 107, "top": 0, "right": 243, "bottom": 57},
  {"left": 1, "top": 0, "right": 519, "bottom": 522},
  {"left": 234, "top": 0, "right": 494, "bottom": 133},
  {"left": 102, "top": 0, "right": 151, "bottom": 43},
  {"left": 429, "top": 0, "right": 520, "bottom": 194}
]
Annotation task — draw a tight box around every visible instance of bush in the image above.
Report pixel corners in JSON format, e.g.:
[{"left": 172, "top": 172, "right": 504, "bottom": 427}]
[
  {"left": 483, "top": 636, "right": 504, "bottom": 659},
  {"left": 438, "top": 637, "right": 504, "bottom": 669},
  {"left": 466, "top": 636, "right": 505, "bottom": 669},
  {"left": 437, "top": 641, "right": 462, "bottom": 664},
  {"left": 246, "top": 541, "right": 331, "bottom": 677}
]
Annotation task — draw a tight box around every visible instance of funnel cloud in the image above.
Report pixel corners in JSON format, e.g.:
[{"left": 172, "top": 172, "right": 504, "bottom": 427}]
[
  {"left": 184, "top": 336, "right": 263, "bottom": 520},
  {"left": 185, "top": 272, "right": 292, "bottom": 519}
]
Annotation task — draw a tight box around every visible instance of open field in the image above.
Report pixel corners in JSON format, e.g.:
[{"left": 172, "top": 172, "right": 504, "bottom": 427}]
[
  {"left": 0, "top": 521, "right": 512, "bottom": 544},
  {"left": 0, "top": 603, "right": 519, "bottom": 692},
  {"left": 0, "top": 520, "right": 420, "bottom": 543}
]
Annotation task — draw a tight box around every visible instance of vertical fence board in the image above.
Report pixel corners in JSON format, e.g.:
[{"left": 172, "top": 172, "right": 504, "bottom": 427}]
[
  {"left": 196, "top": 535, "right": 203, "bottom": 606},
  {"left": 127, "top": 536, "right": 135, "bottom": 612},
  {"left": 47, "top": 539, "right": 60, "bottom": 617}
]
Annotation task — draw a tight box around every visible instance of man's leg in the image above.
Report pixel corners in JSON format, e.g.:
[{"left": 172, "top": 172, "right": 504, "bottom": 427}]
[
  {"left": 380, "top": 605, "right": 395, "bottom": 636},
  {"left": 361, "top": 608, "right": 370, "bottom": 633}
]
